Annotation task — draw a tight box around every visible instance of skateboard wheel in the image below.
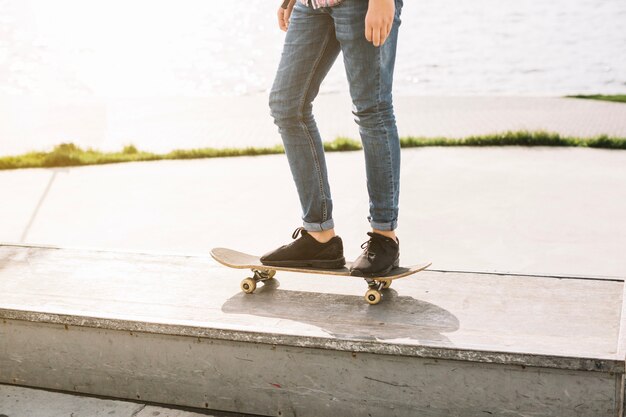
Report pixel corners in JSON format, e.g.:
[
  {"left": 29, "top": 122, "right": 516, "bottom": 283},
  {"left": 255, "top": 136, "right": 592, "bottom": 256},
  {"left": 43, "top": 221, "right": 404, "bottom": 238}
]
[
  {"left": 381, "top": 280, "right": 391, "bottom": 289},
  {"left": 241, "top": 278, "right": 257, "bottom": 294},
  {"left": 365, "top": 289, "right": 382, "bottom": 305}
]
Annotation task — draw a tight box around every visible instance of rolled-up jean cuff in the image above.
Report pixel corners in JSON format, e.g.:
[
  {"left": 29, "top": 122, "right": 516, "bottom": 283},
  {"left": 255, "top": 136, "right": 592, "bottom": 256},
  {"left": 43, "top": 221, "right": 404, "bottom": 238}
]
[
  {"left": 303, "top": 218, "right": 335, "bottom": 232},
  {"left": 369, "top": 219, "right": 397, "bottom": 231}
]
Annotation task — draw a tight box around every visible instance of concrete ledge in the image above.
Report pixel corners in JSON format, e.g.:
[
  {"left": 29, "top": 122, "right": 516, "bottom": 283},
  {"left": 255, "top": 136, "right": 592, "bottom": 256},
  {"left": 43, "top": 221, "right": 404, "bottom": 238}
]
[
  {"left": 1, "top": 244, "right": 625, "bottom": 416},
  {"left": 0, "top": 308, "right": 621, "bottom": 374}
]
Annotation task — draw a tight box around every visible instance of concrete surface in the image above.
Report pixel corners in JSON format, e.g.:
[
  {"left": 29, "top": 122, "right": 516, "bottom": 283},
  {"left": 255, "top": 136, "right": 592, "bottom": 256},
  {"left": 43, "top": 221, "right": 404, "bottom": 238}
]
[
  {"left": 0, "top": 384, "right": 144, "bottom": 417},
  {"left": 0, "top": 384, "right": 245, "bottom": 417},
  {"left": 1, "top": 95, "right": 626, "bottom": 156},
  {"left": 1, "top": 245, "right": 625, "bottom": 416},
  {"left": 0, "top": 147, "right": 625, "bottom": 278},
  {"left": 1, "top": 94, "right": 625, "bottom": 415},
  {"left": 1, "top": 245, "right": 624, "bottom": 365}
]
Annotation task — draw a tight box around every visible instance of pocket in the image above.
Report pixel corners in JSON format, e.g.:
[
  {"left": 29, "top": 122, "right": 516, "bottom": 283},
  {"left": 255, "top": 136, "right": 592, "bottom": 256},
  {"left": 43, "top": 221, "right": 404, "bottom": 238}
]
[
  {"left": 395, "top": 0, "right": 403, "bottom": 16},
  {"left": 394, "top": 0, "right": 403, "bottom": 24}
]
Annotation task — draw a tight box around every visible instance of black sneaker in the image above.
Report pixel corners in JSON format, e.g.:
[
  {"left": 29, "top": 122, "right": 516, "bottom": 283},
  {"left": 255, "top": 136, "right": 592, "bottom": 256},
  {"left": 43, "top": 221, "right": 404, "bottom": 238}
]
[
  {"left": 350, "top": 232, "right": 399, "bottom": 277},
  {"left": 260, "top": 227, "right": 346, "bottom": 269}
]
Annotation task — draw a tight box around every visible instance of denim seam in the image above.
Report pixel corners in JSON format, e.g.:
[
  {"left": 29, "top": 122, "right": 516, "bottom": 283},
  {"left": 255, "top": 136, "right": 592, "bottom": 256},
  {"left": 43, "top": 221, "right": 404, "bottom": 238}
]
[
  {"left": 297, "top": 23, "right": 334, "bottom": 224},
  {"left": 377, "top": 41, "right": 396, "bottom": 229}
]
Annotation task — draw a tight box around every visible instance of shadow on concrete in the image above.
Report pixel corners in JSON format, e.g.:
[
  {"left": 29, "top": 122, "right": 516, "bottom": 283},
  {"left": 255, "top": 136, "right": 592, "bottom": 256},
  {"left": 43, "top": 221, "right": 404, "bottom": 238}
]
[{"left": 222, "top": 279, "right": 459, "bottom": 347}]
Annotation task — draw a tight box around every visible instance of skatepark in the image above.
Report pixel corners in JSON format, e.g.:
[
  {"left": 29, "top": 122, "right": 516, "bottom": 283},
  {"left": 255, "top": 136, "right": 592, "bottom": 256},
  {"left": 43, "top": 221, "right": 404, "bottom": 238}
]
[
  {"left": 1, "top": 137, "right": 626, "bottom": 416},
  {"left": 1, "top": 0, "right": 626, "bottom": 412}
]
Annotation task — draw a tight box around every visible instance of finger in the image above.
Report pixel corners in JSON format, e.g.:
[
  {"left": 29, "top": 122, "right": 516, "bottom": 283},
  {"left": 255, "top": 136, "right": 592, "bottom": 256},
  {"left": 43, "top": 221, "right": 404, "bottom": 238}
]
[
  {"left": 364, "top": 24, "right": 373, "bottom": 43},
  {"left": 372, "top": 27, "right": 381, "bottom": 47},
  {"left": 277, "top": 8, "right": 287, "bottom": 31},
  {"left": 379, "top": 24, "right": 391, "bottom": 46},
  {"left": 285, "top": 7, "right": 293, "bottom": 26}
]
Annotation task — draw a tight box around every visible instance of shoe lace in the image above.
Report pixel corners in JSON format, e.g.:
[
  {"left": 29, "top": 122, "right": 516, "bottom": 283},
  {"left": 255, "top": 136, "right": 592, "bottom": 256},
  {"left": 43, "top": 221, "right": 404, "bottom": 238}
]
[
  {"left": 360, "top": 237, "right": 376, "bottom": 257},
  {"left": 292, "top": 227, "right": 305, "bottom": 240}
]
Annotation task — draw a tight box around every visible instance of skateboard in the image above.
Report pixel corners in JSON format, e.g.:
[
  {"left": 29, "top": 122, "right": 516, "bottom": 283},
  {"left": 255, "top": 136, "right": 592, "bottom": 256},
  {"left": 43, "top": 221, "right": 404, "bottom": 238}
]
[{"left": 210, "top": 247, "right": 432, "bottom": 305}]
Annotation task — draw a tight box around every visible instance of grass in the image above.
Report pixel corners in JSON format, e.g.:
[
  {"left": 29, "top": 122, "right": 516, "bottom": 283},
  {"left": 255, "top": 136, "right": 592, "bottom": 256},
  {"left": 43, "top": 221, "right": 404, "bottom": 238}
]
[
  {"left": 399, "top": 131, "right": 626, "bottom": 149},
  {"left": 0, "top": 143, "right": 285, "bottom": 171},
  {"left": 566, "top": 94, "right": 626, "bottom": 104},
  {"left": 1, "top": 131, "right": 624, "bottom": 171}
]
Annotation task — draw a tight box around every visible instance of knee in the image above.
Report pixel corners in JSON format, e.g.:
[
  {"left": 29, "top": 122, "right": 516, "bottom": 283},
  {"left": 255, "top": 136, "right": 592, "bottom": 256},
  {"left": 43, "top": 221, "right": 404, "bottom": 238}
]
[
  {"left": 268, "top": 89, "right": 282, "bottom": 118},
  {"left": 352, "top": 101, "right": 395, "bottom": 129},
  {"left": 269, "top": 91, "right": 300, "bottom": 128}
]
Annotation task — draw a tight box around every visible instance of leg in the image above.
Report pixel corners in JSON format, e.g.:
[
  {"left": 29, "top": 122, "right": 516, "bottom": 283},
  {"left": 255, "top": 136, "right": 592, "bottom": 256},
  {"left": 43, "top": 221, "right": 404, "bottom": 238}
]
[
  {"left": 261, "top": 4, "right": 345, "bottom": 269},
  {"left": 331, "top": 0, "right": 403, "bottom": 233},
  {"left": 269, "top": 3, "right": 341, "bottom": 232}
]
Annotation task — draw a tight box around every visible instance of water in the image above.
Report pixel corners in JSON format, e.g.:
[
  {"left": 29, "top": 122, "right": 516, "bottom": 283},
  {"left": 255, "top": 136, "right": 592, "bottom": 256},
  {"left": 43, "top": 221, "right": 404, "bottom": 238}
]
[{"left": 0, "top": 0, "right": 625, "bottom": 98}]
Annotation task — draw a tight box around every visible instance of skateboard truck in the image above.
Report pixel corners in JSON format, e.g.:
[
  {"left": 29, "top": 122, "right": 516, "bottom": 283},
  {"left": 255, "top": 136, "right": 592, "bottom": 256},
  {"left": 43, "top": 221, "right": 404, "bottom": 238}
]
[
  {"left": 364, "top": 278, "right": 391, "bottom": 304},
  {"left": 240, "top": 268, "right": 277, "bottom": 294}
]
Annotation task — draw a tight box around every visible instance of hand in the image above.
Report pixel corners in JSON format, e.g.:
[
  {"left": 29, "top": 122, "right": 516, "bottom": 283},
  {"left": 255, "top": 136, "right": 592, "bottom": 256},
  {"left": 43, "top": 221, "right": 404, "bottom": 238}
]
[
  {"left": 365, "top": 0, "right": 395, "bottom": 47},
  {"left": 277, "top": 0, "right": 296, "bottom": 32}
]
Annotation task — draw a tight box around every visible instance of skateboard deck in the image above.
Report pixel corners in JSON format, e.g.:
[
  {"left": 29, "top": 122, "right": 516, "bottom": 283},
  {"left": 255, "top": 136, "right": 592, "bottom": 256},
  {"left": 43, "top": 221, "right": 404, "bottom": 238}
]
[{"left": 210, "top": 247, "right": 431, "bottom": 305}]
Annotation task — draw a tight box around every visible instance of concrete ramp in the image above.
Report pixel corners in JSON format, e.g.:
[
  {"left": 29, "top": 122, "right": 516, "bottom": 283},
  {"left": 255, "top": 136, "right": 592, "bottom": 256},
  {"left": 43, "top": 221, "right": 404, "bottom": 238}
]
[{"left": 0, "top": 244, "right": 624, "bottom": 416}]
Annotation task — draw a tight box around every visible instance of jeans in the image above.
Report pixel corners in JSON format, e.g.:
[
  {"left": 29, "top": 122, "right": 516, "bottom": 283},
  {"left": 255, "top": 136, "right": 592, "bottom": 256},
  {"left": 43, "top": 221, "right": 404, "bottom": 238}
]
[{"left": 269, "top": 0, "right": 403, "bottom": 232}]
